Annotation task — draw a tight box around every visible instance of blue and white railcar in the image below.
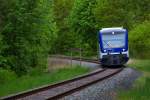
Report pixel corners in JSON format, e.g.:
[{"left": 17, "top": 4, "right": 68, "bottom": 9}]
[{"left": 99, "top": 27, "right": 129, "bottom": 66}]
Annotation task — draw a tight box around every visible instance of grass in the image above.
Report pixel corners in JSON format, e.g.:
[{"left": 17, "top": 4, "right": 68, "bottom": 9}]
[
  {"left": 0, "top": 66, "right": 90, "bottom": 97},
  {"left": 118, "top": 59, "right": 150, "bottom": 100}
]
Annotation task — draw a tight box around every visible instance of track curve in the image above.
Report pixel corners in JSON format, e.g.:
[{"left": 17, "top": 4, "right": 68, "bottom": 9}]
[{"left": 1, "top": 57, "right": 124, "bottom": 100}]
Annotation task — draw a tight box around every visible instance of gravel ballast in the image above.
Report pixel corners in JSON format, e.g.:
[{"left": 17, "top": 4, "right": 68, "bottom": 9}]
[{"left": 60, "top": 67, "right": 141, "bottom": 100}]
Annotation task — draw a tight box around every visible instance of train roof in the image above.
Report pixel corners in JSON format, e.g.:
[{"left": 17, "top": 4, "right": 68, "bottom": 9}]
[{"left": 100, "top": 27, "right": 126, "bottom": 33}]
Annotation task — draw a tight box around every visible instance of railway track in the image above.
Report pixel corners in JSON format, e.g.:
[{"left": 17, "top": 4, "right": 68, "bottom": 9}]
[
  {"left": 50, "top": 55, "right": 100, "bottom": 64},
  {"left": 1, "top": 57, "right": 124, "bottom": 100}
]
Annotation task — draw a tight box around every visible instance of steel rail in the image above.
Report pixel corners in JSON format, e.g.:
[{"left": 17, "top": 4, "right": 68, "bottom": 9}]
[
  {"left": 47, "top": 68, "right": 123, "bottom": 100},
  {"left": 1, "top": 70, "right": 105, "bottom": 100},
  {"left": 1, "top": 58, "right": 123, "bottom": 100}
]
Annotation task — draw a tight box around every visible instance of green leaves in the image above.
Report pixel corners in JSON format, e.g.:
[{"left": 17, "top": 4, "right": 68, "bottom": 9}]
[
  {"left": 0, "top": 0, "right": 57, "bottom": 75},
  {"left": 68, "top": 0, "right": 97, "bottom": 55},
  {"left": 129, "top": 21, "right": 150, "bottom": 58},
  {"left": 0, "top": 0, "right": 150, "bottom": 75}
]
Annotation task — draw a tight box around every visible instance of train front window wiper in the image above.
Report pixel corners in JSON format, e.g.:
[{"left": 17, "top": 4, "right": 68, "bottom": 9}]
[{"left": 103, "top": 40, "right": 112, "bottom": 48}]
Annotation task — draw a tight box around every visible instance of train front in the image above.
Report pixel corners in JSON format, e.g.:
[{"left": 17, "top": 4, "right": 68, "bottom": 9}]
[{"left": 99, "top": 28, "right": 129, "bottom": 66}]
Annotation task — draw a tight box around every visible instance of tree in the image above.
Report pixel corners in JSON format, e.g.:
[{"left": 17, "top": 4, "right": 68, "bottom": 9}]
[
  {"left": 68, "top": 0, "right": 97, "bottom": 55},
  {"left": 126, "top": 0, "right": 150, "bottom": 24},
  {"left": 129, "top": 21, "right": 150, "bottom": 58},
  {"left": 1, "top": 0, "right": 57, "bottom": 75},
  {"left": 50, "top": 0, "right": 75, "bottom": 53},
  {"left": 0, "top": 0, "right": 16, "bottom": 69},
  {"left": 94, "top": 0, "right": 150, "bottom": 29},
  {"left": 94, "top": 0, "right": 131, "bottom": 29}
]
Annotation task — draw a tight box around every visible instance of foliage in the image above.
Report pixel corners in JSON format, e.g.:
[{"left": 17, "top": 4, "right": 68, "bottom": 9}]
[
  {"left": 0, "top": 0, "right": 150, "bottom": 75},
  {"left": 94, "top": 0, "right": 150, "bottom": 30},
  {"left": 94, "top": 0, "right": 129, "bottom": 28},
  {"left": 93, "top": 0, "right": 150, "bottom": 58},
  {"left": 0, "top": 66, "right": 90, "bottom": 97},
  {"left": 68, "top": 0, "right": 98, "bottom": 55},
  {"left": 50, "top": 0, "right": 75, "bottom": 53},
  {"left": 129, "top": 21, "right": 150, "bottom": 58},
  {"left": 126, "top": 0, "right": 150, "bottom": 24},
  {"left": 118, "top": 59, "right": 150, "bottom": 100},
  {"left": 0, "top": 0, "right": 57, "bottom": 75},
  {"left": 0, "top": 68, "right": 17, "bottom": 84},
  {"left": 119, "top": 77, "right": 150, "bottom": 100},
  {"left": 127, "top": 59, "right": 150, "bottom": 71}
]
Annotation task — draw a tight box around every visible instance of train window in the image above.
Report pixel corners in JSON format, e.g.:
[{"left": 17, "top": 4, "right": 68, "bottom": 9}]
[{"left": 102, "top": 32, "right": 125, "bottom": 48}]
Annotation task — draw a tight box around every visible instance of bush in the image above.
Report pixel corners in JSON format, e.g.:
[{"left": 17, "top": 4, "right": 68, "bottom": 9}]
[
  {"left": 0, "top": 0, "right": 57, "bottom": 75},
  {"left": 129, "top": 21, "right": 150, "bottom": 58},
  {"left": 28, "top": 67, "right": 45, "bottom": 76},
  {"left": 0, "top": 68, "right": 17, "bottom": 84}
]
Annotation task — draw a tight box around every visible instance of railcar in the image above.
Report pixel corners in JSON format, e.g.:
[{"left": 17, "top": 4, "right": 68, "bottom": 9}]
[{"left": 99, "top": 27, "right": 129, "bottom": 66}]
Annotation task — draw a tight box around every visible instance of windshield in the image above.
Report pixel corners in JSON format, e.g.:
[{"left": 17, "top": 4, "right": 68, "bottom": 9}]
[{"left": 102, "top": 31, "right": 125, "bottom": 49}]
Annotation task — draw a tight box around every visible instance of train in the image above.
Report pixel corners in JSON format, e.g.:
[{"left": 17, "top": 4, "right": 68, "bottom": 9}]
[{"left": 99, "top": 27, "right": 129, "bottom": 66}]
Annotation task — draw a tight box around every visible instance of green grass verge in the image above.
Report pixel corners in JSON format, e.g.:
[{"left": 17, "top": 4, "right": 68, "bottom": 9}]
[
  {"left": 0, "top": 66, "right": 90, "bottom": 97},
  {"left": 118, "top": 59, "right": 150, "bottom": 100}
]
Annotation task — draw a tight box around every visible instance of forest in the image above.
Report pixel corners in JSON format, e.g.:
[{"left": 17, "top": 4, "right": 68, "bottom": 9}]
[{"left": 0, "top": 0, "right": 150, "bottom": 76}]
